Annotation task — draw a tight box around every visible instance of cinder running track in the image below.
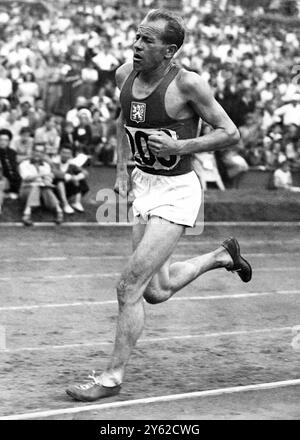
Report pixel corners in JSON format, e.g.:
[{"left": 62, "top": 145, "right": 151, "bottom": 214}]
[{"left": 0, "top": 223, "right": 299, "bottom": 420}]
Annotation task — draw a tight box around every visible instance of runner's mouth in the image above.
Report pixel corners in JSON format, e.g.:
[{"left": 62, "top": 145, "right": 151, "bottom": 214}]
[{"left": 133, "top": 54, "right": 143, "bottom": 61}]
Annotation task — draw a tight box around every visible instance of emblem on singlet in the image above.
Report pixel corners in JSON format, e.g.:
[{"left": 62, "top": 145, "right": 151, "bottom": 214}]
[{"left": 130, "top": 102, "right": 146, "bottom": 123}]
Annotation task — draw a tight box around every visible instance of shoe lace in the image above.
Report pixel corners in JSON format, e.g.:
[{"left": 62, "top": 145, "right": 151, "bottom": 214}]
[{"left": 77, "top": 371, "right": 102, "bottom": 390}]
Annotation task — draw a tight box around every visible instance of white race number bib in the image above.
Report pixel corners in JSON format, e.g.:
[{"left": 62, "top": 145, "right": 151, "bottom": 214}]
[{"left": 124, "top": 126, "right": 180, "bottom": 171}]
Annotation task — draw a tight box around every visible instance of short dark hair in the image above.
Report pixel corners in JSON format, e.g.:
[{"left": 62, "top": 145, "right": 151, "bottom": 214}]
[
  {"left": 145, "top": 9, "right": 185, "bottom": 51},
  {"left": 20, "top": 126, "right": 33, "bottom": 136},
  {"left": 0, "top": 128, "right": 12, "bottom": 140}
]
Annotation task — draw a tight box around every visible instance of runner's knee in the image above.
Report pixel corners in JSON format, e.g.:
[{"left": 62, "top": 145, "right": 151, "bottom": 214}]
[{"left": 116, "top": 269, "right": 147, "bottom": 306}]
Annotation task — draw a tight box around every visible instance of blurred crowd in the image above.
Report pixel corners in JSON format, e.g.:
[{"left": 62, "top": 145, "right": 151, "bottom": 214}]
[{"left": 1, "top": 0, "right": 300, "bottom": 222}]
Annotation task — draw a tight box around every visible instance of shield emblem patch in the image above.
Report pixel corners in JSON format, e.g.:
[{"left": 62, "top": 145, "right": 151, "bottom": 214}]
[{"left": 130, "top": 102, "right": 146, "bottom": 123}]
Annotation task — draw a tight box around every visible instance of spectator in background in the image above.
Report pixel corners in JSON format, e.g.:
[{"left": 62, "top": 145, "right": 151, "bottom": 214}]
[
  {"left": 18, "top": 99, "right": 36, "bottom": 130},
  {"left": 0, "top": 66, "right": 13, "bottom": 101},
  {"left": 60, "top": 121, "right": 76, "bottom": 155},
  {"left": 66, "top": 96, "right": 88, "bottom": 128},
  {"left": 0, "top": 128, "right": 21, "bottom": 199},
  {"left": 11, "top": 126, "right": 34, "bottom": 163},
  {"left": 274, "top": 94, "right": 300, "bottom": 127},
  {"left": 273, "top": 160, "right": 300, "bottom": 192},
  {"left": 19, "top": 143, "right": 63, "bottom": 226},
  {"left": 3, "top": 108, "right": 25, "bottom": 138},
  {"left": 52, "top": 145, "right": 89, "bottom": 214},
  {"left": 81, "top": 60, "right": 99, "bottom": 99},
  {"left": 0, "top": 163, "right": 5, "bottom": 215},
  {"left": 283, "top": 124, "right": 300, "bottom": 161},
  {"left": 31, "top": 98, "right": 47, "bottom": 130},
  {"left": 90, "top": 108, "right": 103, "bottom": 153},
  {"left": 73, "top": 109, "right": 92, "bottom": 155},
  {"left": 92, "top": 43, "right": 119, "bottom": 88},
  {"left": 32, "top": 55, "right": 49, "bottom": 102},
  {"left": 17, "top": 72, "right": 40, "bottom": 107},
  {"left": 218, "top": 140, "right": 249, "bottom": 188},
  {"left": 35, "top": 114, "right": 61, "bottom": 158},
  {"left": 0, "top": 99, "right": 11, "bottom": 127}
]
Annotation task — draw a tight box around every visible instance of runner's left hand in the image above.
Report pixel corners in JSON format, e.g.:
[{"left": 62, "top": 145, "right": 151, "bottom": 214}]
[{"left": 148, "top": 131, "right": 181, "bottom": 157}]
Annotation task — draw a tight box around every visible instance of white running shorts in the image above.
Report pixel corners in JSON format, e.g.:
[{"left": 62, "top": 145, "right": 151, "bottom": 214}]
[{"left": 131, "top": 167, "right": 202, "bottom": 227}]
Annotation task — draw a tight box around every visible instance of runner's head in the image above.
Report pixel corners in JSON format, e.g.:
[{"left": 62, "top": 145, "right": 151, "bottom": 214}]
[
  {"left": 144, "top": 9, "right": 185, "bottom": 51},
  {"left": 133, "top": 9, "right": 185, "bottom": 71}
]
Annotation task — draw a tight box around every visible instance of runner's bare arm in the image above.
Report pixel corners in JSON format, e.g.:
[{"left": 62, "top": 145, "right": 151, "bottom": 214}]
[
  {"left": 114, "top": 64, "right": 133, "bottom": 196},
  {"left": 148, "top": 72, "right": 240, "bottom": 157}
]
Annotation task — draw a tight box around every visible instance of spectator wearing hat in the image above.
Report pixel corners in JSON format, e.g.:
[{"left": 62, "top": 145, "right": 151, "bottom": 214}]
[
  {"left": 18, "top": 143, "right": 64, "bottom": 226},
  {"left": 0, "top": 128, "right": 21, "bottom": 199}
]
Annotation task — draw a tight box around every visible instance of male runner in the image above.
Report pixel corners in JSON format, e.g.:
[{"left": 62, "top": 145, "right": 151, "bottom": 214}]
[{"left": 66, "top": 9, "right": 252, "bottom": 402}]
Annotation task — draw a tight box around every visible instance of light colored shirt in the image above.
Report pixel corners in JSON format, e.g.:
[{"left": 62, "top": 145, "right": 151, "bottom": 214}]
[{"left": 19, "top": 159, "right": 53, "bottom": 184}]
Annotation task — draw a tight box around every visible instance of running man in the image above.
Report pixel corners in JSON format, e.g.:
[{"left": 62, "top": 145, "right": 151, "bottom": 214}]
[{"left": 66, "top": 9, "right": 252, "bottom": 402}]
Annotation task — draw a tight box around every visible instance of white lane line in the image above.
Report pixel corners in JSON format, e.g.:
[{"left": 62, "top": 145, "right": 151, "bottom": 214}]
[
  {"left": 1, "top": 377, "right": 300, "bottom": 420},
  {"left": 0, "top": 273, "right": 121, "bottom": 282},
  {"left": 0, "top": 267, "right": 299, "bottom": 282},
  {"left": 0, "top": 325, "right": 294, "bottom": 353},
  {"left": 0, "top": 253, "right": 299, "bottom": 263},
  {"left": 0, "top": 221, "right": 300, "bottom": 227},
  {"left": 0, "top": 290, "right": 299, "bottom": 312},
  {"left": 0, "top": 239, "right": 300, "bottom": 248}
]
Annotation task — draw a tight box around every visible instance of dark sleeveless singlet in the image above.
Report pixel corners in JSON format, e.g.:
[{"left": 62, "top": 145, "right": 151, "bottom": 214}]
[{"left": 119, "top": 64, "right": 199, "bottom": 176}]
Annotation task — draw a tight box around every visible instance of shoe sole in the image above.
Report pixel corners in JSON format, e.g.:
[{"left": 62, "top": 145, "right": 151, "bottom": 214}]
[{"left": 66, "top": 386, "right": 121, "bottom": 402}]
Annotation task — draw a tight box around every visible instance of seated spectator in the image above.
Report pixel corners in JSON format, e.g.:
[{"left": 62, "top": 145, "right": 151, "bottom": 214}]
[
  {"left": 18, "top": 144, "right": 63, "bottom": 226},
  {"left": 73, "top": 109, "right": 92, "bottom": 155},
  {"left": 11, "top": 126, "right": 34, "bottom": 163},
  {"left": 52, "top": 146, "right": 89, "bottom": 214},
  {"left": 273, "top": 160, "right": 300, "bottom": 193},
  {"left": 0, "top": 128, "right": 21, "bottom": 199},
  {"left": 35, "top": 114, "right": 61, "bottom": 158}
]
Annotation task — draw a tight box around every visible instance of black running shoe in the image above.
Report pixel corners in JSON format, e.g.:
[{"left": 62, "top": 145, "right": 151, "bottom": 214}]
[{"left": 222, "top": 237, "right": 252, "bottom": 283}]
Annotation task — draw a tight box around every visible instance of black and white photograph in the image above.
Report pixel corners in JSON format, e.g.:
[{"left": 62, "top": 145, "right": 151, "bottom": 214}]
[{"left": 0, "top": 0, "right": 299, "bottom": 424}]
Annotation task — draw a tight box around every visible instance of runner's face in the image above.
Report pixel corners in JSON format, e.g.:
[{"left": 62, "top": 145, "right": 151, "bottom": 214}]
[{"left": 133, "top": 19, "right": 169, "bottom": 71}]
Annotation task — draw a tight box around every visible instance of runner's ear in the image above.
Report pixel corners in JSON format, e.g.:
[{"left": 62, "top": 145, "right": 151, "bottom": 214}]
[{"left": 165, "top": 44, "right": 178, "bottom": 59}]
